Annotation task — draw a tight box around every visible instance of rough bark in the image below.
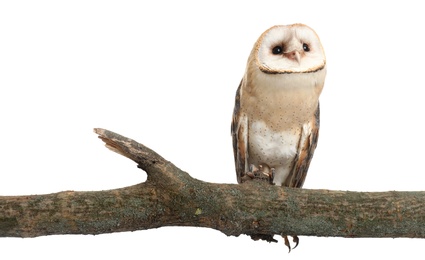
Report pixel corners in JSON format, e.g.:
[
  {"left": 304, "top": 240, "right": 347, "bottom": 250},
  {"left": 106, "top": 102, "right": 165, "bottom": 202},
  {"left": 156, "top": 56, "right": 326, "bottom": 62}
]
[{"left": 0, "top": 128, "right": 424, "bottom": 240}]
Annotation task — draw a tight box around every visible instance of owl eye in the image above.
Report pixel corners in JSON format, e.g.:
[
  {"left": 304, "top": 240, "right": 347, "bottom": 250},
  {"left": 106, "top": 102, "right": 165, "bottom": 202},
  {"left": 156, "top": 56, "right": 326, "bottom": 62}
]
[
  {"left": 303, "top": 43, "right": 310, "bottom": 52},
  {"left": 272, "top": 46, "right": 283, "bottom": 55}
]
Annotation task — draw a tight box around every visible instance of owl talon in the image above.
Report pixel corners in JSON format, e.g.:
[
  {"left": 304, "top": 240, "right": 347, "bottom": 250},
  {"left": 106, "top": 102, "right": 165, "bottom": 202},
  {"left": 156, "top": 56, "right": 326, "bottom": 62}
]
[
  {"left": 240, "top": 173, "right": 253, "bottom": 182},
  {"left": 258, "top": 165, "right": 274, "bottom": 184},
  {"left": 246, "top": 172, "right": 255, "bottom": 178},
  {"left": 282, "top": 235, "right": 299, "bottom": 253},
  {"left": 283, "top": 236, "right": 291, "bottom": 253},
  {"left": 292, "top": 235, "right": 299, "bottom": 249},
  {"left": 241, "top": 164, "right": 275, "bottom": 183}
]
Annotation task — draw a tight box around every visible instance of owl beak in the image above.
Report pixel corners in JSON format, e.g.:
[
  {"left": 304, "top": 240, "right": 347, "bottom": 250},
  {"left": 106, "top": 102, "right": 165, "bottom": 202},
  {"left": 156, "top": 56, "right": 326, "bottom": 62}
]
[{"left": 286, "top": 50, "right": 301, "bottom": 64}]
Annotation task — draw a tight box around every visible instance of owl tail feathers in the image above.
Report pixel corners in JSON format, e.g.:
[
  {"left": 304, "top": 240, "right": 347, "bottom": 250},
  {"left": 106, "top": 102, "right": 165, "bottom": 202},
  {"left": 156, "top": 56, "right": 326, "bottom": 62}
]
[{"left": 283, "top": 235, "right": 299, "bottom": 253}]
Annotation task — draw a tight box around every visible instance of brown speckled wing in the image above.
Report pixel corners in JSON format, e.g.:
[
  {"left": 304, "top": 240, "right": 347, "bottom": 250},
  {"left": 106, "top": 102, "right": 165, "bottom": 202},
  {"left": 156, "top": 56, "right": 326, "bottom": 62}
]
[
  {"left": 283, "top": 104, "right": 320, "bottom": 188},
  {"left": 231, "top": 80, "right": 248, "bottom": 183}
]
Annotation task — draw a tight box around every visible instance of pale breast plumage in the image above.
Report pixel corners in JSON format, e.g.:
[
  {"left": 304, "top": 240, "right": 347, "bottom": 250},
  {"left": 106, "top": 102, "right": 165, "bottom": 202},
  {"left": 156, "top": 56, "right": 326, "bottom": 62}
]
[{"left": 248, "top": 120, "right": 301, "bottom": 184}]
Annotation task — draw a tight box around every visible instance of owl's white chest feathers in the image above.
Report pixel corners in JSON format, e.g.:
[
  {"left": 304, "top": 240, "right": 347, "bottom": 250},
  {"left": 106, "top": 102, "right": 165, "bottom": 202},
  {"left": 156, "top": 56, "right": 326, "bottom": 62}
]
[
  {"left": 248, "top": 120, "right": 299, "bottom": 165},
  {"left": 247, "top": 113, "right": 303, "bottom": 186}
]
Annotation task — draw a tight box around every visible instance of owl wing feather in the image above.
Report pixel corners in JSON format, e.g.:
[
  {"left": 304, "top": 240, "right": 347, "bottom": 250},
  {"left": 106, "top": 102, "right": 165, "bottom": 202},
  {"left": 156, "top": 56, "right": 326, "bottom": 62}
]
[
  {"left": 231, "top": 79, "right": 249, "bottom": 183},
  {"left": 283, "top": 104, "right": 320, "bottom": 188}
]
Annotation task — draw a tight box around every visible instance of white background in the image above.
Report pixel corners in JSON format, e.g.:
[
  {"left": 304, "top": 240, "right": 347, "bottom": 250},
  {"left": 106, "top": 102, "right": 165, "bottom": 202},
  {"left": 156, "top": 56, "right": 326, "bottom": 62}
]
[{"left": 1, "top": 1, "right": 425, "bottom": 259}]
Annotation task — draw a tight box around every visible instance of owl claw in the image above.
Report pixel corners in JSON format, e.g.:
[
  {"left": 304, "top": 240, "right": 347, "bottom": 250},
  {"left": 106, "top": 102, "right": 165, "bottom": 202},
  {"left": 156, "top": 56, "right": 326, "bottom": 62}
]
[
  {"left": 241, "top": 164, "right": 274, "bottom": 184},
  {"left": 240, "top": 174, "right": 253, "bottom": 182},
  {"left": 240, "top": 165, "right": 257, "bottom": 182},
  {"left": 258, "top": 165, "right": 274, "bottom": 184},
  {"left": 283, "top": 236, "right": 291, "bottom": 253},
  {"left": 282, "top": 235, "right": 299, "bottom": 253},
  {"left": 292, "top": 235, "right": 299, "bottom": 249}
]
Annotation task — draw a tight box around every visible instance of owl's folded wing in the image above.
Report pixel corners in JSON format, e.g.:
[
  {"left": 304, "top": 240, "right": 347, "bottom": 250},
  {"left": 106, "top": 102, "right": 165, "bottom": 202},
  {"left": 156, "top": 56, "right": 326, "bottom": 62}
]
[
  {"left": 283, "top": 104, "right": 320, "bottom": 188},
  {"left": 231, "top": 80, "right": 249, "bottom": 184}
]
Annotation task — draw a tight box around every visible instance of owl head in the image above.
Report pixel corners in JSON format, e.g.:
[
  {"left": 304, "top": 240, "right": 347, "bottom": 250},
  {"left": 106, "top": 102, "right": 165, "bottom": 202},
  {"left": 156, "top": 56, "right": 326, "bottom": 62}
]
[{"left": 253, "top": 24, "right": 326, "bottom": 74}]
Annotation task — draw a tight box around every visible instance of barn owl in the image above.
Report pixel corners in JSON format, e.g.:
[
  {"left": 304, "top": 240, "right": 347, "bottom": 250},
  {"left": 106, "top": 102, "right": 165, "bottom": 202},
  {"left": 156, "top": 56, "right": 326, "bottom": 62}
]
[{"left": 231, "top": 24, "right": 326, "bottom": 251}]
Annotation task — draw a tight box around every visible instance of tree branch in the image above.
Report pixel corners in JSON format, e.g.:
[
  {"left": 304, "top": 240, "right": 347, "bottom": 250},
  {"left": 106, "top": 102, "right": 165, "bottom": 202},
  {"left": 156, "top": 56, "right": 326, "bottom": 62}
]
[{"left": 0, "top": 128, "right": 424, "bottom": 240}]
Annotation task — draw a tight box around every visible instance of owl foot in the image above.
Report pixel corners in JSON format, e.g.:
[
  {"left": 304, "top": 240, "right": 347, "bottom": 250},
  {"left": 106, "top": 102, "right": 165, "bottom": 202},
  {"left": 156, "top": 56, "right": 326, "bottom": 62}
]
[
  {"left": 248, "top": 163, "right": 274, "bottom": 184},
  {"left": 240, "top": 166, "right": 256, "bottom": 182},
  {"left": 241, "top": 164, "right": 274, "bottom": 184},
  {"left": 282, "top": 235, "right": 299, "bottom": 253},
  {"left": 259, "top": 165, "right": 274, "bottom": 185}
]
